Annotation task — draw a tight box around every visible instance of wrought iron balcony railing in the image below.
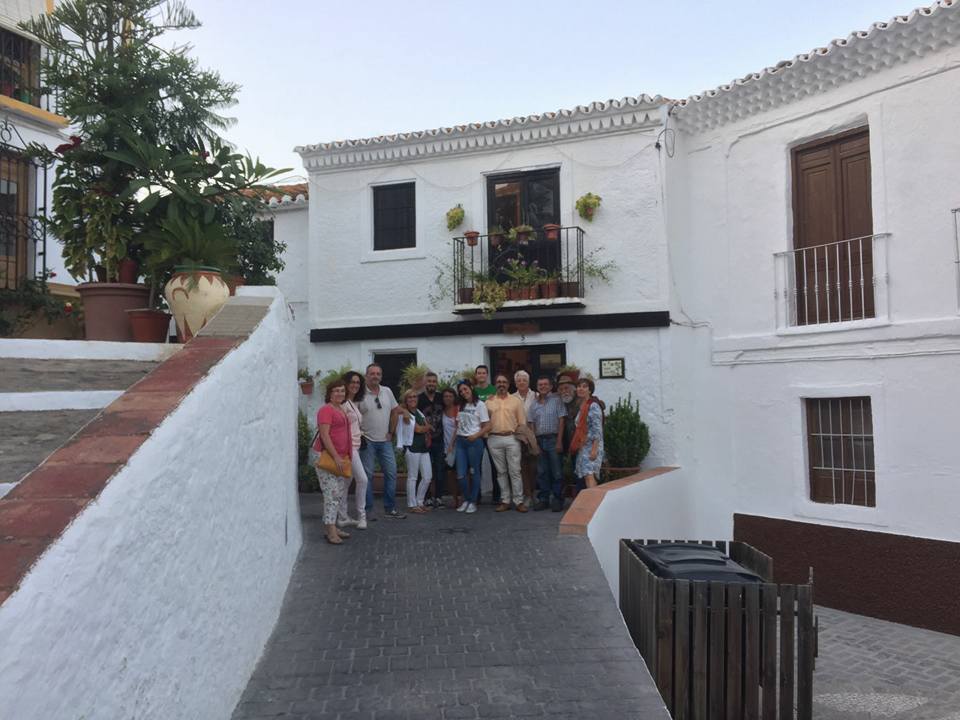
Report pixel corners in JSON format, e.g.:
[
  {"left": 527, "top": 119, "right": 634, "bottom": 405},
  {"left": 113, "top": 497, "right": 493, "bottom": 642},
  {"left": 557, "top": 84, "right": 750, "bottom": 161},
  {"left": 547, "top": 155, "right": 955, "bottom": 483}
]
[
  {"left": 452, "top": 226, "right": 584, "bottom": 312},
  {"left": 774, "top": 233, "right": 890, "bottom": 328}
]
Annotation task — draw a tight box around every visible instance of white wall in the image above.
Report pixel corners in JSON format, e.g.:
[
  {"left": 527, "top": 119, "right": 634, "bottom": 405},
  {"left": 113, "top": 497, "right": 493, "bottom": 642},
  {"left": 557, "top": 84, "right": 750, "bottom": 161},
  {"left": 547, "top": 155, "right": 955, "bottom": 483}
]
[
  {"left": 667, "top": 47, "right": 960, "bottom": 543},
  {"left": 0, "top": 291, "right": 302, "bottom": 720},
  {"left": 271, "top": 205, "right": 311, "bottom": 366}
]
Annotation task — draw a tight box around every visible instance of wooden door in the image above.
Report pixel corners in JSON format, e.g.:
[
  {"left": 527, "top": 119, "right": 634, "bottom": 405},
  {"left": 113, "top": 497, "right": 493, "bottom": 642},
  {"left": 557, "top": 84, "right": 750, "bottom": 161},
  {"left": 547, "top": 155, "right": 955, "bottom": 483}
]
[
  {"left": 792, "top": 129, "right": 873, "bottom": 323},
  {"left": 0, "top": 153, "right": 29, "bottom": 290}
]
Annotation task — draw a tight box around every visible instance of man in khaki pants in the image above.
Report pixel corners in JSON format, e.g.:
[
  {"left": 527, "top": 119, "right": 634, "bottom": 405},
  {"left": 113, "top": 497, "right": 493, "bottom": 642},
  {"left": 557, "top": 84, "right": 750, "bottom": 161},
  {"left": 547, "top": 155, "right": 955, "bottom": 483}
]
[{"left": 485, "top": 374, "right": 528, "bottom": 512}]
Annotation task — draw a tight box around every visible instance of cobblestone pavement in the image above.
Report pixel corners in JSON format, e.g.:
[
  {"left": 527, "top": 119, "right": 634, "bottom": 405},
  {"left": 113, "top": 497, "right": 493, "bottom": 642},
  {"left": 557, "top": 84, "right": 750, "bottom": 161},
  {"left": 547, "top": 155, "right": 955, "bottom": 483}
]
[
  {"left": 0, "top": 358, "right": 157, "bottom": 392},
  {"left": 814, "top": 606, "right": 960, "bottom": 719},
  {"left": 0, "top": 409, "right": 99, "bottom": 485},
  {"left": 232, "top": 494, "right": 669, "bottom": 720}
]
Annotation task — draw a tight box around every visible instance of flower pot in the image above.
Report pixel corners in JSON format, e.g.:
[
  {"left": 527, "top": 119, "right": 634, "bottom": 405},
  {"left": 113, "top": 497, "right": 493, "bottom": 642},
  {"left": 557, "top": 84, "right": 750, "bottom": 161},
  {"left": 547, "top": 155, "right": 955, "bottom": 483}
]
[
  {"left": 540, "top": 280, "right": 559, "bottom": 299},
  {"left": 543, "top": 224, "right": 561, "bottom": 241},
  {"left": 584, "top": 207, "right": 595, "bottom": 220},
  {"left": 0, "top": 82, "right": 13, "bottom": 97},
  {"left": 522, "top": 285, "right": 540, "bottom": 300},
  {"left": 458, "top": 287, "right": 474, "bottom": 304},
  {"left": 508, "top": 287, "right": 523, "bottom": 301},
  {"left": 226, "top": 275, "right": 246, "bottom": 296},
  {"left": 118, "top": 258, "right": 139, "bottom": 284},
  {"left": 300, "top": 380, "right": 314, "bottom": 395},
  {"left": 76, "top": 282, "right": 151, "bottom": 341},
  {"left": 125, "top": 308, "right": 171, "bottom": 343},
  {"left": 164, "top": 267, "right": 230, "bottom": 343},
  {"left": 516, "top": 230, "right": 531, "bottom": 244},
  {"left": 490, "top": 233, "right": 503, "bottom": 248},
  {"left": 464, "top": 231, "right": 480, "bottom": 247},
  {"left": 559, "top": 281, "right": 580, "bottom": 298}
]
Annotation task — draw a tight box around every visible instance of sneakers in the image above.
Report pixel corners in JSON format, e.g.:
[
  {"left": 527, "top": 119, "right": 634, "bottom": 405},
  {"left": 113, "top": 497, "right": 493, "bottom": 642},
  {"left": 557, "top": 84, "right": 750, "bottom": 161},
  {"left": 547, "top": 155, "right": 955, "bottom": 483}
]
[
  {"left": 337, "top": 517, "right": 359, "bottom": 528},
  {"left": 457, "top": 501, "right": 469, "bottom": 512},
  {"left": 357, "top": 514, "right": 368, "bottom": 530},
  {"left": 533, "top": 500, "right": 550, "bottom": 512},
  {"left": 385, "top": 508, "right": 407, "bottom": 519},
  {"left": 465, "top": 502, "right": 477, "bottom": 514}
]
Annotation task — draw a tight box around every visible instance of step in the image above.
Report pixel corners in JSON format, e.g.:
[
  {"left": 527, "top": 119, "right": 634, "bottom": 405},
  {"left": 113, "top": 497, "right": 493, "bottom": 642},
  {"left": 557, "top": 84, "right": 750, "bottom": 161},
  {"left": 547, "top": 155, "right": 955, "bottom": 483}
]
[
  {"left": 0, "top": 359, "right": 158, "bottom": 393},
  {"left": 0, "top": 410, "right": 100, "bottom": 493}
]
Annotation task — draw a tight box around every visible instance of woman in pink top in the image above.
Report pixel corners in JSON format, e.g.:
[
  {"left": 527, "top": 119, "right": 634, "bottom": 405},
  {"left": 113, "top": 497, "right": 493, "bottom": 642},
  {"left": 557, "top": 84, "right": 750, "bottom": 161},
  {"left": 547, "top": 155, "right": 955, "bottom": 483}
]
[
  {"left": 338, "top": 371, "right": 369, "bottom": 529},
  {"left": 316, "top": 378, "right": 352, "bottom": 545}
]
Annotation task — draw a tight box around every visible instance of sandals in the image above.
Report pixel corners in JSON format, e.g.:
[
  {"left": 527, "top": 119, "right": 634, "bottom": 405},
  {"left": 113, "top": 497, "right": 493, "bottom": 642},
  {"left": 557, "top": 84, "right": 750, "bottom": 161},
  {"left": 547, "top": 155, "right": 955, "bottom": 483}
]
[
  {"left": 336, "top": 529, "right": 351, "bottom": 538},
  {"left": 325, "top": 535, "right": 343, "bottom": 545}
]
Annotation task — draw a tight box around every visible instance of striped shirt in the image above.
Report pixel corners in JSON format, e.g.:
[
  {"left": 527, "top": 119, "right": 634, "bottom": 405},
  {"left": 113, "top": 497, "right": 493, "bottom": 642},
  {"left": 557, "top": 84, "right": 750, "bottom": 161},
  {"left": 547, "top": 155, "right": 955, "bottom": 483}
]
[{"left": 528, "top": 393, "right": 566, "bottom": 436}]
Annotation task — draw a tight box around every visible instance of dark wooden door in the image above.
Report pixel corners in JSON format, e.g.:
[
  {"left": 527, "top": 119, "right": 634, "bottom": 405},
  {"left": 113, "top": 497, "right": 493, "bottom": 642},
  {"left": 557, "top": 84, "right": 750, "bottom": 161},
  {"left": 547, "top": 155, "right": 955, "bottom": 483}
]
[
  {"left": 486, "top": 169, "right": 561, "bottom": 278},
  {"left": 792, "top": 129, "right": 873, "bottom": 323},
  {"left": 488, "top": 344, "right": 565, "bottom": 392},
  {"left": 372, "top": 352, "right": 417, "bottom": 400}
]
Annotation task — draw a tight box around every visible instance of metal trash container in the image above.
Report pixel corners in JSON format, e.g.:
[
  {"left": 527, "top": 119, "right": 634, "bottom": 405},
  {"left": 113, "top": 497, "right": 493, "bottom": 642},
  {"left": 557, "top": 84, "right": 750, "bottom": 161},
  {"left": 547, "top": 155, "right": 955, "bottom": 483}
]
[{"left": 627, "top": 541, "right": 764, "bottom": 583}]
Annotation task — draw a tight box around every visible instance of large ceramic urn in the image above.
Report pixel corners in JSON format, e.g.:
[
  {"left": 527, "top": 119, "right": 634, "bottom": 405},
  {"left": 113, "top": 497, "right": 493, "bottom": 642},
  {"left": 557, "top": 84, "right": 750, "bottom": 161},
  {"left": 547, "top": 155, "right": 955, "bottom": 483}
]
[{"left": 164, "top": 266, "right": 230, "bottom": 342}]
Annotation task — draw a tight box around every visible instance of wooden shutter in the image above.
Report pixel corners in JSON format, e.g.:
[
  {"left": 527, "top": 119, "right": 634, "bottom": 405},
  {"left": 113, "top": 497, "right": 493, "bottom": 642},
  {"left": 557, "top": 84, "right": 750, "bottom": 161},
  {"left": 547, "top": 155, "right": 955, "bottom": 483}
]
[{"left": 792, "top": 129, "right": 874, "bottom": 323}]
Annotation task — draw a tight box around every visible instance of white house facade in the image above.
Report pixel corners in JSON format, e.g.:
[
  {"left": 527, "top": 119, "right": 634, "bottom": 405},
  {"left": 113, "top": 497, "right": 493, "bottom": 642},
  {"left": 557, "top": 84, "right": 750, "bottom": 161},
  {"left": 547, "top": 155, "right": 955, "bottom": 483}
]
[{"left": 280, "top": 1, "right": 960, "bottom": 633}]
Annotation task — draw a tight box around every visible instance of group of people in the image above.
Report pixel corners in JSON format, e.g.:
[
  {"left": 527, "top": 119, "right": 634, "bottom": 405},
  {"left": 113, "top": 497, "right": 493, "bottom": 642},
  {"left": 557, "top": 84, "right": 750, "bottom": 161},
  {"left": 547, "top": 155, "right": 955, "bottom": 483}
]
[{"left": 313, "top": 362, "right": 604, "bottom": 546}]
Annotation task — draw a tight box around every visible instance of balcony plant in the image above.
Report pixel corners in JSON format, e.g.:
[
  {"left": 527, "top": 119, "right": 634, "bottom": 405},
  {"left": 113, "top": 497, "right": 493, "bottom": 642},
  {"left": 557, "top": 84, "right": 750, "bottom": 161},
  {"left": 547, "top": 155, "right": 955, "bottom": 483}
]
[
  {"left": 474, "top": 279, "right": 507, "bottom": 319},
  {"left": 446, "top": 204, "right": 465, "bottom": 231},
  {"left": 602, "top": 393, "right": 650, "bottom": 482},
  {"left": 543, "top": 223, "right": 561, "bottom": 241},
  {"left": 488, "top": 225, "right": 505, "bottom": 248},
  {"left": 508, "top": 224, "right": 535, "bottom": 244},
  {"left": 575, "top": 192, "right": 601, "bottom": 221},
  {"left": 298, "top": 367, "right": 315, "bottom": 395},
  {"left": 503, "top": 258, "right": 544, "bottom": 300},
  {"left": 464, "top": 230, "right": 480, "bottom": 247},
  {"left": 539, "top": 271, "right": 559, "bottom": 299}
]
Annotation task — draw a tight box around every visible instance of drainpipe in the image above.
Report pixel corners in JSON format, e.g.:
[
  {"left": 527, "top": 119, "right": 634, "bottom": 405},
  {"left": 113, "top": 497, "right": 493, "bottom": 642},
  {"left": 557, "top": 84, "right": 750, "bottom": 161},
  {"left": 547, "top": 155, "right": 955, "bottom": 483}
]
[{"left": 954, "top": 208, "right": 960, "bottom": 314}]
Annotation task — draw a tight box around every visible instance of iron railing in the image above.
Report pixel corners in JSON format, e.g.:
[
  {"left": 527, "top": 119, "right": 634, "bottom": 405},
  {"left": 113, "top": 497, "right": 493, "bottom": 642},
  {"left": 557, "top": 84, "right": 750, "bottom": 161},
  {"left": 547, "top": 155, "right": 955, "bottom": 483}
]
[
  {"left": 0, "top": 27, "right": 56, "bottom": 114},
  {"left": 452, "top": 225, "right": 584, "bottom": 306},
  {"left": 774, "top": 234, "right": 890, "bottom": 328},
  {"left": 0, "top": 133, "right": 50, "bottom": 290}
]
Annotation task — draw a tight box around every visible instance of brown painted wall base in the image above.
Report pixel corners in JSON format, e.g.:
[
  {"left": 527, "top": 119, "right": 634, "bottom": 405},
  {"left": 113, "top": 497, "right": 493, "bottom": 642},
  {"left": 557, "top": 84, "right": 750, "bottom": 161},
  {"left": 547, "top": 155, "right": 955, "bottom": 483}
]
[{"left": 734, "top": 513, "right": 960, "bottom": 636}]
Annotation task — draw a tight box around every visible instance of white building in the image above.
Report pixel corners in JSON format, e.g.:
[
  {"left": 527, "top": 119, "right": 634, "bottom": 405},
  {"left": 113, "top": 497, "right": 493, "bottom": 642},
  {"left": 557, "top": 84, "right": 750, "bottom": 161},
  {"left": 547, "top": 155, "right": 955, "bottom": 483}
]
[
  {"left": 0, "top": 0, "right": 68, "bottom": 290},
  {"left": 280, "top": 2, "right": 960, "bottom": 633}
]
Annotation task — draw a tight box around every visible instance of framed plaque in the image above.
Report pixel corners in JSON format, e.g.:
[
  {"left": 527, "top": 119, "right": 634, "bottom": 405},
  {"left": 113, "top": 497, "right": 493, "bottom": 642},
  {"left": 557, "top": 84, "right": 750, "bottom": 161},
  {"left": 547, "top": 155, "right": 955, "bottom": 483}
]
[{"left": 599, "top": 357, "right": 625, "bottom": 379}]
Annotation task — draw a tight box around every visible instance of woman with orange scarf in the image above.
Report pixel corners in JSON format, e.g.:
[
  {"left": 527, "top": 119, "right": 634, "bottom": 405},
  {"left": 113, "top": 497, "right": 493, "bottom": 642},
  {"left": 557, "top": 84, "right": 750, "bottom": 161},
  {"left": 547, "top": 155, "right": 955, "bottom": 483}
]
[{"left": 570, "top": 378, "right": 604, "bottom": 488}]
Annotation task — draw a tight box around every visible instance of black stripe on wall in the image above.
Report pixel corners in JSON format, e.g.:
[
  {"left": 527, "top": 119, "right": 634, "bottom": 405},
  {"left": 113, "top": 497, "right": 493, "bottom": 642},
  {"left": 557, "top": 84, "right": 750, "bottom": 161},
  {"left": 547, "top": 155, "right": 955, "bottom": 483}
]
[{"left": 310, "top": 311, "right": 670, "bottom": 343}]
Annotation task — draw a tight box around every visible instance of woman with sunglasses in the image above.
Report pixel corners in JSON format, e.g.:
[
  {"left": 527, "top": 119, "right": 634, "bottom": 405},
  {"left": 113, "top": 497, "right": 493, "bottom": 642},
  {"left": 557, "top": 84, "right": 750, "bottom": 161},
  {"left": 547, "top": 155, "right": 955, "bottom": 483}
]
[
  {"left": 338, "top": 371, "right": 369, "bottom": 529},
  {"left": 454, "top": 379, "right": 489, "bottom": 514}
]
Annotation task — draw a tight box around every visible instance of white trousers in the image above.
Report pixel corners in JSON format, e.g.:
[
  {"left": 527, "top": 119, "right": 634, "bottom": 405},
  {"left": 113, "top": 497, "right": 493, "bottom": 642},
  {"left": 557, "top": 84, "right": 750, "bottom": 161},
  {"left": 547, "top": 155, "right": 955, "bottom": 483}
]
[
  {"left": 338, "top": 447, "right": 369, "bottom": 520},
  {"left": 406, "top": 450, "right": 432, "bottom": 508},
  {"left": 487, "top": 434, "right": 523, "bottom": 505}
]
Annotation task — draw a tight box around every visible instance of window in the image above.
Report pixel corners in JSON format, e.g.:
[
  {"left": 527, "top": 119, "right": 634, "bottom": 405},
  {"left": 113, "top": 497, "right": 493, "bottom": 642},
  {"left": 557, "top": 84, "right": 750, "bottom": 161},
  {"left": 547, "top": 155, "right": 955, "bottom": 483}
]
[
  {"left": 373, "top": 183, "right": 415, "bottom": 251},
  {"left": 372, "top": 351, "right": 417, "bottom": 400},
  {"left": 486, "top": 169, "right": 561, "bottom": 276},
  {"left": 0, "top": 151, "right": 31, "bottom": 290},
  {"left": 0, "top": 27, "right": 41, "bottom": 107},
  {"left": 805, "top": 397, "right": 875, "bottom": 507},
  {"left": 791, "top": 129, "right": 874, "bottom": 324}
]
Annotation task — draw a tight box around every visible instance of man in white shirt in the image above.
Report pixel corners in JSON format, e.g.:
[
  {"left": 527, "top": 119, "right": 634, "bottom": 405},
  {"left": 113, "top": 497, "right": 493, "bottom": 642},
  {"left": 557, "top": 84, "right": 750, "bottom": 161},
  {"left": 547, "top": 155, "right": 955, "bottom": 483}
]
[{"left": 358, "top": 363, "right": 405, "bottom": 519}]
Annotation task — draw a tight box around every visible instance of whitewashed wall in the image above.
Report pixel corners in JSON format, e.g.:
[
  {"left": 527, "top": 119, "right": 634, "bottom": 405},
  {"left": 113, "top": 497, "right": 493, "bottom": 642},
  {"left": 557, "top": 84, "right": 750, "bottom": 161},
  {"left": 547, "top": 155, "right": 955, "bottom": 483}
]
[
  {"left": 0, "top": 290, "right": 302, "bottom": 719},
  {"left": 667, "top": 47, "right": 960, "bottom": 542},
  {"left": 271, "top": 204, "right": 311, "bottom": 365}
]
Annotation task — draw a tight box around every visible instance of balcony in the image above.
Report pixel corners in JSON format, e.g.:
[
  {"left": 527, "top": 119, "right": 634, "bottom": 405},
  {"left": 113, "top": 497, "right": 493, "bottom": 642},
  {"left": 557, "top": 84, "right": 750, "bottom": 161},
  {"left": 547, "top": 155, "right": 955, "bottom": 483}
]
[
  {"left": 0, "top": 27, "right": 56, "bottom": 114},
  {"left": 451, "top": 226, "right": 585, "bottom": 314},
  {"left": 774, "top": 233, "right": 890, "bottom": 330}
]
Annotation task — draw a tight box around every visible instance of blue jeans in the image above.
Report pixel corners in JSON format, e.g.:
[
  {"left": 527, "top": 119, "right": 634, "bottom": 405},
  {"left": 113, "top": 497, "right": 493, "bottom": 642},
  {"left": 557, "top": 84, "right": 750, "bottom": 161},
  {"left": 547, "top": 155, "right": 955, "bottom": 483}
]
[
  {"left": 428, "top": 440, "right": 447, "bottom": 500},
  {"left": 537, "top": 434, "right": 563, "bottom": 502},
  {"left": 455, "top": 436, "right": 484, "bottom": 503},
  {"left": 360, "top": 440, "right": 397, "bottom": 512}
]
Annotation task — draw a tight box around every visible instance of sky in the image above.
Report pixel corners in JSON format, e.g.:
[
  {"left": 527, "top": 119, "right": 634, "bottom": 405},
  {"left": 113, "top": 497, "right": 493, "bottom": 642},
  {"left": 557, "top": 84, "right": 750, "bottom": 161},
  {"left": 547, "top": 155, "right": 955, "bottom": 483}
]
[{"left": 173, "top": 0, "right": 921, "bottom": 181}]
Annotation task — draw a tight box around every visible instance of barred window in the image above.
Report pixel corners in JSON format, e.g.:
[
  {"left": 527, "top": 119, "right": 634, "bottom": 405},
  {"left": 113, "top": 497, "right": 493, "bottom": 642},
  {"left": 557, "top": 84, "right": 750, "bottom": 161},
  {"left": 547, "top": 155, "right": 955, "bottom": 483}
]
[
  {"left": 373, "top": 183, "right": 415, "bottom": 251},
  {"left": 805, "top": 397, "right": 875, "bottom": 507}
]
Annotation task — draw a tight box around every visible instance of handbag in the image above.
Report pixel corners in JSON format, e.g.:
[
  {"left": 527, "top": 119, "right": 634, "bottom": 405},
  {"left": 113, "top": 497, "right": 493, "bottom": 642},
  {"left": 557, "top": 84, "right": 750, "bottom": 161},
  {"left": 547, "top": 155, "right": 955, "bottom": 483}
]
[
  {"left": 315, "top": 449, "right": 352, "bottom": 478},
  {"left": 514, "top": 423, "right": 540, "bottom": 456}
]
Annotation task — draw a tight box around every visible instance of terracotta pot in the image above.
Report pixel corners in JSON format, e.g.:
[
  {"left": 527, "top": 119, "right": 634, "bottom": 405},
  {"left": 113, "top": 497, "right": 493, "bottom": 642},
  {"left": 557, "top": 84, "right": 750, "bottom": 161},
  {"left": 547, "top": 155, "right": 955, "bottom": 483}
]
[
  {"left": 543, "top": 224, "right": 561, "bottom": 241},
  {"left": 125, "top": 308, "right": 171, "bottom": 343},
  {"left": 118, "top": 258, "right": 139, "bottom": 284},
  {"left": 458, "top": 288, "right": 474, "bottom": 304},
  {"left": 464, "top": 231, "right": 480, "bottom": 247},
  {"left": 516, "top": 230, "right": 531, "bottom": 244},
  {"left": 584, "top": 207, "right": 595, "bottom": 220},
  {"left": 508, "top": 287, "right": 523, "bottom": 301},
  {"left": 523, "top": 285, "right": 540, "bottom": 300},
  {"left": 164, "top": 267, "right": 230, "bottom": 343},
  {"left": 540, "top": 280, "right": 559, "bottom": 299},
  {"left": 490, "top": 234, "right": 503, "bottom": 248},
  {"left": 559, "top": 281, "right": 580, "bottom": 297},
  {"left": 76, "top": 282, "right": 151, "bottom": 341},
  {"left": 300, "top": 380, "right": 314, "bottom": 395},
  {"left": 226, "top": 275, "right": 246, "bottom": 296}
]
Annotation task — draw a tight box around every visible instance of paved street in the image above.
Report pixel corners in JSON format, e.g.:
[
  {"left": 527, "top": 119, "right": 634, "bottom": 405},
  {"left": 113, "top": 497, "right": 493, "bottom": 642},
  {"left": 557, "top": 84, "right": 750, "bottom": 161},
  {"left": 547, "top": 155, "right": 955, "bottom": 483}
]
[
  {"left": 0, "top": 358, "right": 157, "bottom": 392},
  {"left": 814, "top": 606, "right": 960, "bottom": 719},
  {"left": 0, "top": 409, "right": 98, "bottom": 485},
  {"left": 232, "top": 494, "right": 669, "bottom": 720}
]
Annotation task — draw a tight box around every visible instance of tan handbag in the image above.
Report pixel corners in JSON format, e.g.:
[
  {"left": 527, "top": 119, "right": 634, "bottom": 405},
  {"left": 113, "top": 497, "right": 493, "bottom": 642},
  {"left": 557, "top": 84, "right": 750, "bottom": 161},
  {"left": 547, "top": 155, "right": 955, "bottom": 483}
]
[{"left": 315, "top": 450, "right": 352, "bottom": 478}]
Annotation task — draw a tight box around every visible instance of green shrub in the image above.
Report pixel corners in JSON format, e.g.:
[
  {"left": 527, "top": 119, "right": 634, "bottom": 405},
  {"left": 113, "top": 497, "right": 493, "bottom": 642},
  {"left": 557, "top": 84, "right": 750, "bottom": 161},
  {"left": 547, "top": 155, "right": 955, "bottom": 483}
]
[
  {"left": 603, "top": 393, "right": 650, "bottom": 468},
  {"left": 297, "top": 410, "right": 319, "bottom": 492}
]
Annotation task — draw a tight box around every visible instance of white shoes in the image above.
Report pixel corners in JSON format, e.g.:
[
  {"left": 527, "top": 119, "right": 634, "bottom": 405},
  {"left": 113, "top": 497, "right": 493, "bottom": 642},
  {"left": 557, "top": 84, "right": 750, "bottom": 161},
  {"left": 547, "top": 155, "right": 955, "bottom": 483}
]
[
  {"left": 466, "top": 502, "right": 477, "bottom": 514},
  {"left": 357, "top": 514, "right": 367, "bottom": 530},
  {"left": 337, "top": 517, "right": 359, "bottom": 528},
  {"left": 457, "top": 501, "right": 469, "bottom": 512}
]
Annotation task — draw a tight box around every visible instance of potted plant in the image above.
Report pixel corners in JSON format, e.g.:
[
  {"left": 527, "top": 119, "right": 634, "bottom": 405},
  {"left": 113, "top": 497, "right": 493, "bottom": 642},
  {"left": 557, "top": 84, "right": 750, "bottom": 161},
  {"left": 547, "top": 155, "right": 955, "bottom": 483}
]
[
  {"left": 575, "top": 192, "right": 602, "bottom": 221},
  {"left": 125, "top": 268, "right": 171, "bottom": 343},
  {"left": 602, "top": 393, "right": 650, "bottom": 482},
  {"left": 508, "top": 224, "right": 535, "bottom": 244},
  {"left": 474, "top": 279, "right": 507, "bottom": 319},
  {"left": 488, "top": 225, "right": 505, "bottom": 248},
  {"left": 446, "top": 204, "right": 465, "bottom": 231},
  {"left": 583, "top": 247, "right": 616, "bottom": 286},
  {"left": 556, "top": 364, "right": 581, "bottom": 383},
  {"left": 539, "top": 272, "right": 559, "bottom": 299},
  {"left": 543, "top": 223, "right": 561, "bottom": 241},
  {"left": 298, "top": 368, "right": 315, "bottom": 395},
  {"left": 503, "top": 258, "right": 543, "bottom": 300},
  {"left": 464, "top": 230, "right": 480, "bottom": 247}
]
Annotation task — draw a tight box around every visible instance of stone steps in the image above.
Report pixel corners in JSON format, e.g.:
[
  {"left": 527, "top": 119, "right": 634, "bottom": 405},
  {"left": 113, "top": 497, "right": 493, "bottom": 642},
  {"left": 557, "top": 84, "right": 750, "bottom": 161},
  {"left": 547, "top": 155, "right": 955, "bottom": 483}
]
[
  {"left": 0, "top": 410, "right": 100, "bottom": 494},
  {"left": 0, "top": 359, "right": 157, "bottom": 393}
]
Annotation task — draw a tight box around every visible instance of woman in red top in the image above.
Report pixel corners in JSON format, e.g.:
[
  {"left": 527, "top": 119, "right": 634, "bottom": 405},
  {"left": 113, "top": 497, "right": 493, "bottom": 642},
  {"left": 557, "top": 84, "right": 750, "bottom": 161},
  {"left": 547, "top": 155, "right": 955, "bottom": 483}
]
[{"left": 316, "top": 378, "right": 352, "bottom": 545}]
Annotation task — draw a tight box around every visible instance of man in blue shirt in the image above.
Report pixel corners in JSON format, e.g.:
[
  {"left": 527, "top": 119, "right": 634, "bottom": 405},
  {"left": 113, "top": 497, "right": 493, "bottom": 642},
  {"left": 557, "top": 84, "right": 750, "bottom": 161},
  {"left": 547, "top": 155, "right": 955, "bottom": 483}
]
[{"left": 528, "top": 375, "right": 566, "bottom": 511}]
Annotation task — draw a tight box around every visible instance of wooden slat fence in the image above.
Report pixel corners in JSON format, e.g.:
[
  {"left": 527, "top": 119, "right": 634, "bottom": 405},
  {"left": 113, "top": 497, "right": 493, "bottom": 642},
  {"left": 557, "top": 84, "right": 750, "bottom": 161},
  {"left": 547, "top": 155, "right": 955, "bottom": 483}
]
[{"left": 619, "top": 539, "right": 816, "bottom": 720}]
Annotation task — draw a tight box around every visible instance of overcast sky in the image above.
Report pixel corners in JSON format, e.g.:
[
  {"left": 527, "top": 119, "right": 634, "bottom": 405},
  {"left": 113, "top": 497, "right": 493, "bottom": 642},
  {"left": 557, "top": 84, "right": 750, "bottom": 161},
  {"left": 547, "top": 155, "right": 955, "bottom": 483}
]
[{"left": 175, "top": 0, "right": 919, "bottom": 181}]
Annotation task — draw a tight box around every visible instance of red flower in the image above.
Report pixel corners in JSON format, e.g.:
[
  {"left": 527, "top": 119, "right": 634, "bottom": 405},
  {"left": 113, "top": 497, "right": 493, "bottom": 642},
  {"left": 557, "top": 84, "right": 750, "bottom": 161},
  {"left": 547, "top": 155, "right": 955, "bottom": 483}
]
[
  {"left": 48, "top": 270, "right": 57, "bottom": 278},
  {"left": 63, "top": 302, "right": 73, "bottom": 314}
]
